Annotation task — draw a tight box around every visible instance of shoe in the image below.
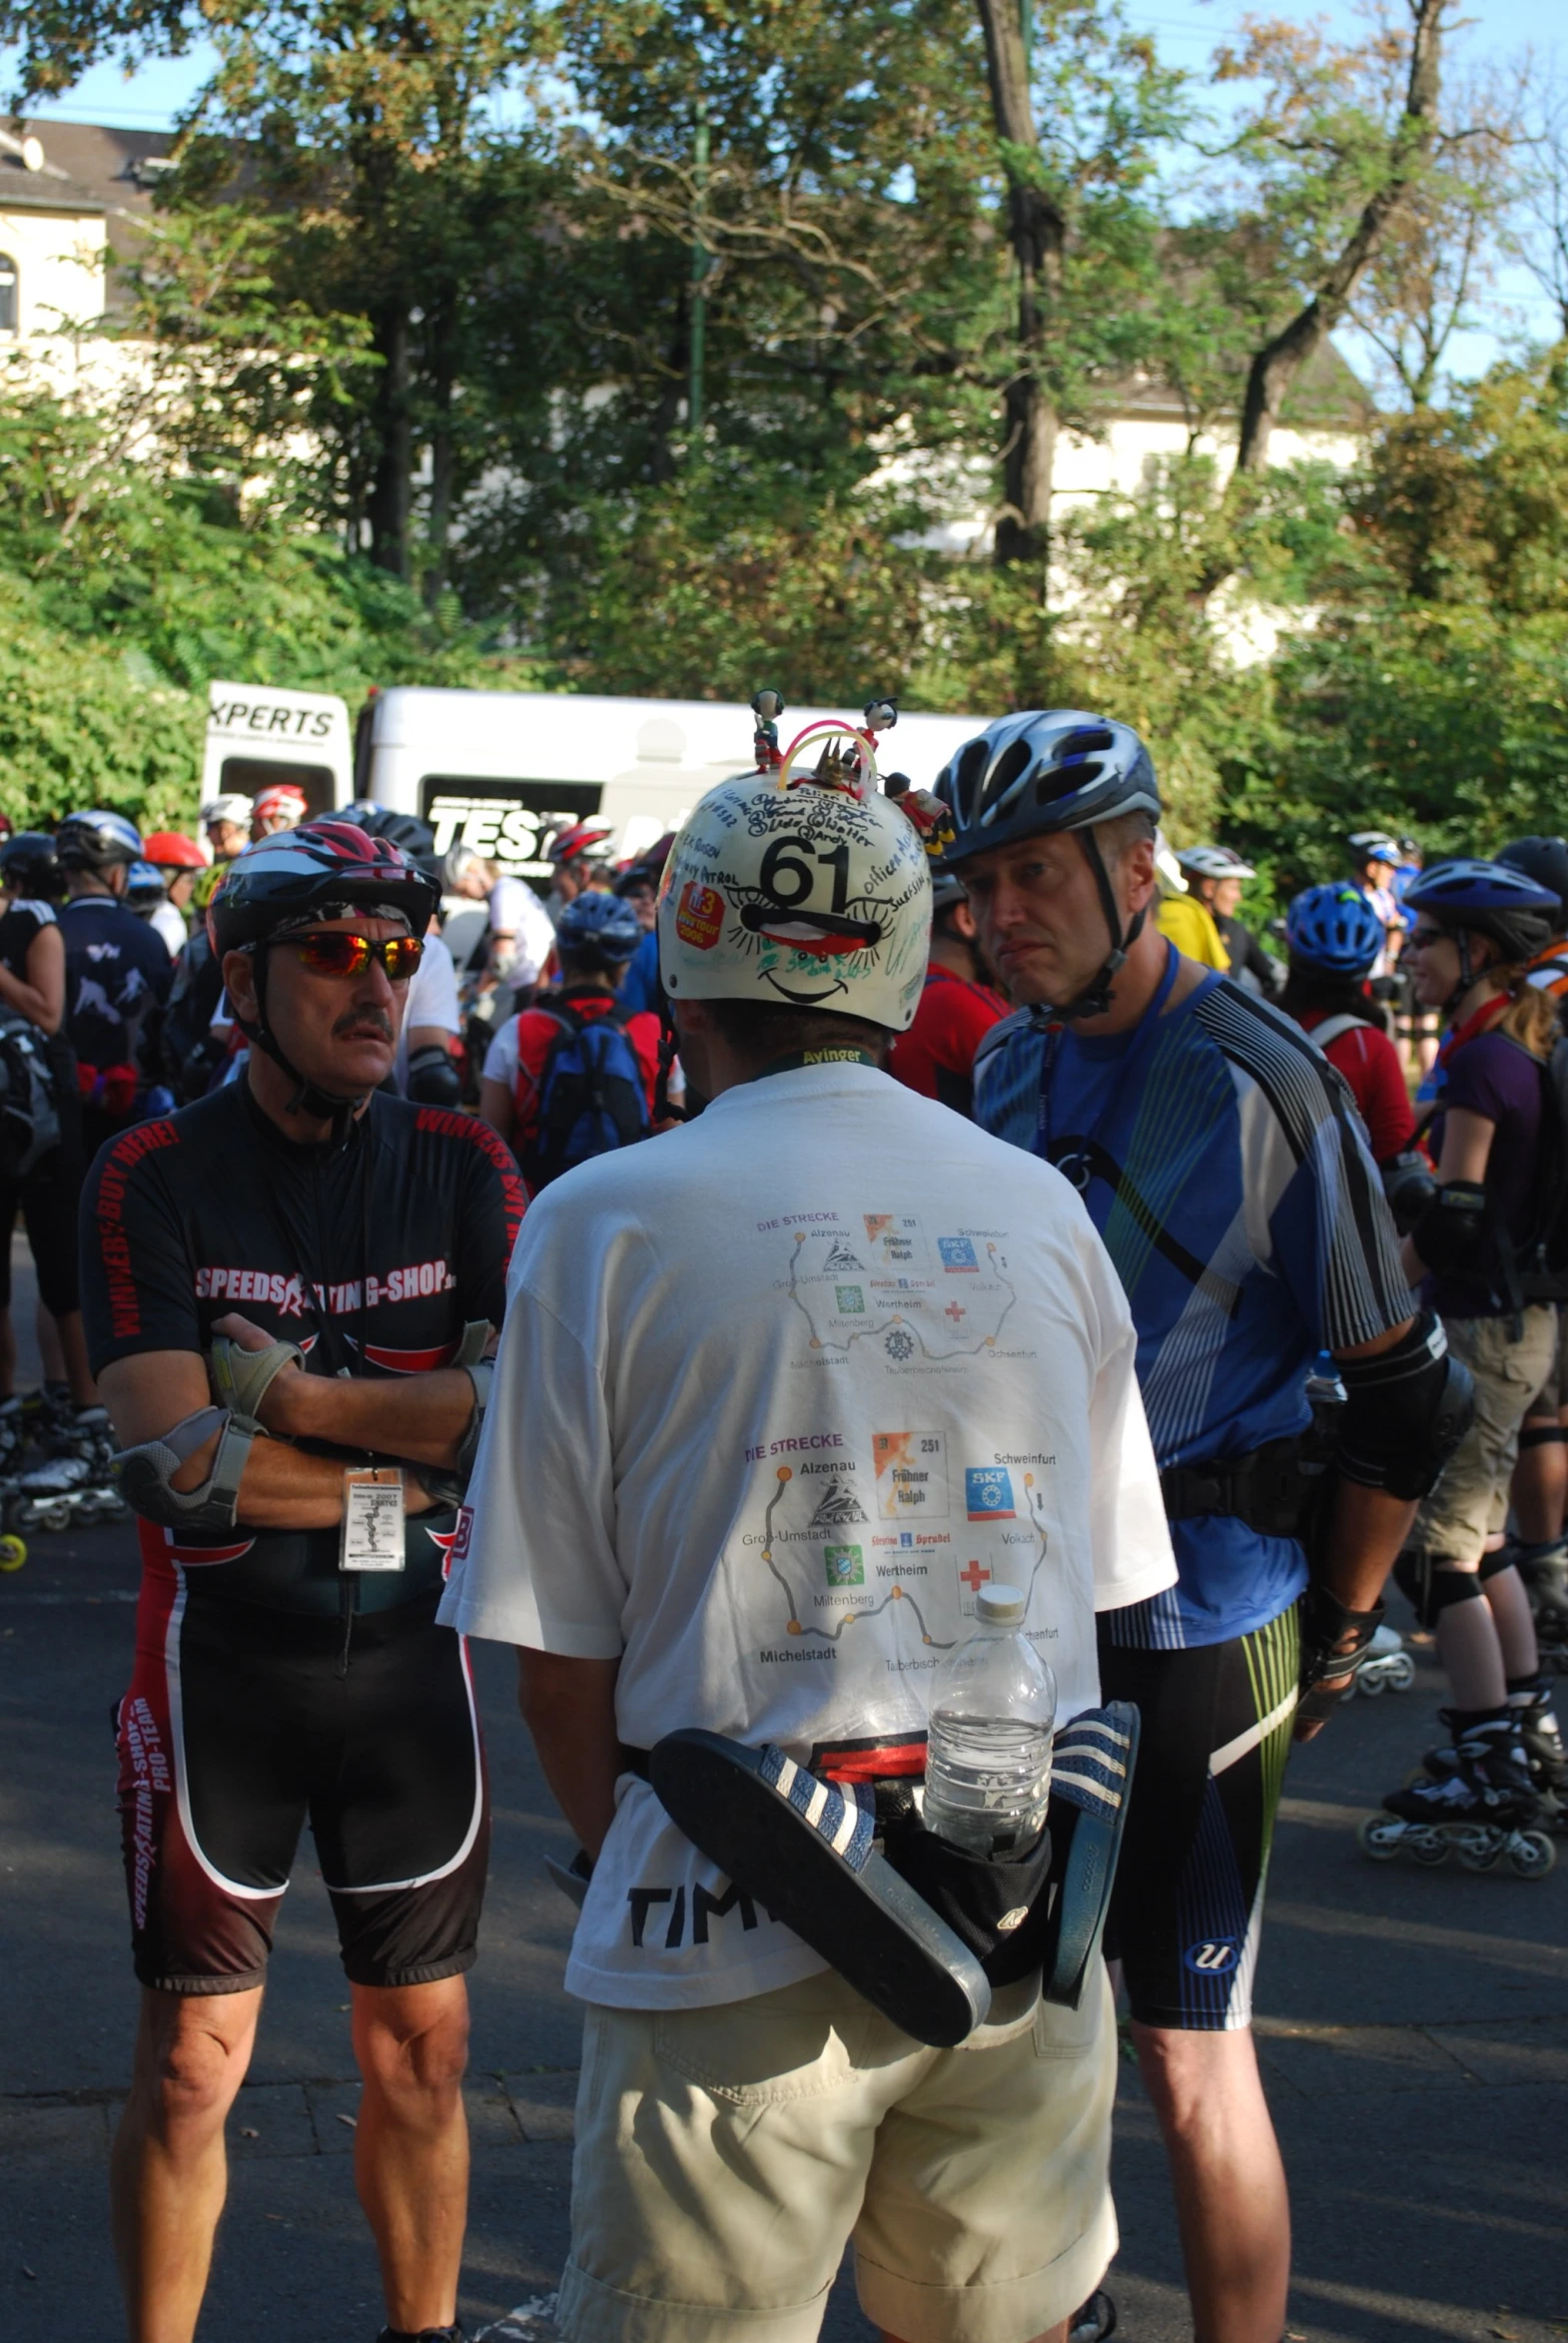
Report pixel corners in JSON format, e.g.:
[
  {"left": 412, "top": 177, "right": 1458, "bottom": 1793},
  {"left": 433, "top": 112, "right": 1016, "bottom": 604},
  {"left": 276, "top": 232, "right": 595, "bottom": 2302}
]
[
  {"left": 473, "top": 2302, "right": 560, "bottom": 2342},
  {"left": 377, "top": 2326, "right": 466, "bottom": 2342},
  {"left": 1069, "top": 2290, "right": 1118, "bottom": 2343}
]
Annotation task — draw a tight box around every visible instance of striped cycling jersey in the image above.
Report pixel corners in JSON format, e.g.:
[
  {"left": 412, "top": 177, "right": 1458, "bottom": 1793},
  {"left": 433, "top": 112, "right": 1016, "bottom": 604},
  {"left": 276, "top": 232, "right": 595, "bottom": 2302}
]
[{"left": 975, "top": 960, "right": 1409, "bottom": 1647}]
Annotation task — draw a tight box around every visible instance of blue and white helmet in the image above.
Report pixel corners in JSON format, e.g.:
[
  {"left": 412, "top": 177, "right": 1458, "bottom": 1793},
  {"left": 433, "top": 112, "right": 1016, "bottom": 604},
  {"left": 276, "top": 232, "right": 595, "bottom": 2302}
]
[
  {"left": 55, "top": 809, "right": 142, "bottom": 873},
  {"left": 1403, "top": 858, "right": 1558, "bottom": 964},
  {"left": 933, "top": 711, "right": 1161, "bottom": 866}
]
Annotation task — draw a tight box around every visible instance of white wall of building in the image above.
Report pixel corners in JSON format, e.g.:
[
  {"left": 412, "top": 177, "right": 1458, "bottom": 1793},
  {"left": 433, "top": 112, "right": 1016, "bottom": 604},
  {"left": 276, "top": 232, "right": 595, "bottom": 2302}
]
[{"left": 0, "top": 207, "right": 106, "bottom": 341}]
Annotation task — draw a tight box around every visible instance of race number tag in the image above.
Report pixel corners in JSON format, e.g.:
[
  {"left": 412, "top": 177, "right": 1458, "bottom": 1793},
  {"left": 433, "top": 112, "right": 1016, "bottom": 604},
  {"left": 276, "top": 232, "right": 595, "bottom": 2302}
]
[{"left": 341, "top": 1468, "right": 404, "bottom": 1573}]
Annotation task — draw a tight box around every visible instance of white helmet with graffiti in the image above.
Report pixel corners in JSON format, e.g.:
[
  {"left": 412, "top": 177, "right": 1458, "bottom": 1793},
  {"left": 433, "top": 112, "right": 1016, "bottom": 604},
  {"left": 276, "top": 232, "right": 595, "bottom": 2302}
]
[{"left": 657, "top": 763, "right": 932, "bottom": 1031}]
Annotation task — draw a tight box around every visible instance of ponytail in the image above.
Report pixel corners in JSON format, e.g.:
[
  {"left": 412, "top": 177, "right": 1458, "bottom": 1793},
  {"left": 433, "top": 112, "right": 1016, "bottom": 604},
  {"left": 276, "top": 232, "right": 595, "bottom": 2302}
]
[{"left": 1494, "top": 966, "right": 1562, "bottom": 1060}]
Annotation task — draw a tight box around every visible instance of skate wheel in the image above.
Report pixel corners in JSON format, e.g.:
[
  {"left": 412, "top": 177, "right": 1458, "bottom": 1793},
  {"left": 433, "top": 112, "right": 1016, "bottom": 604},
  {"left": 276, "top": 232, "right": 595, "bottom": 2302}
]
[
  {"left": 1358, "top": 1667, "right": 1386, "bottom": 1697},
  {"left": 1455, "top": 1831, "right": 1503, "bottom": 1873},
  {"left": 1356, "top": 1816, "right": 1403, "bottom": 1861},
  {"left": 1409, "top": 1831, "right": 1450, "bottom": 1866},
  {"left": 41, "top": 1504, "right": 70, "bottom": 1534},
  {"left": 1508, "top": 1831, "right": 1556, "bottom": 1880},
  {"left": 0, "top": 1533, "right": 25, "bottom": 1572},
  {"left": 1385, "top": 1654, "right": 1416, "bottom": 1693}
]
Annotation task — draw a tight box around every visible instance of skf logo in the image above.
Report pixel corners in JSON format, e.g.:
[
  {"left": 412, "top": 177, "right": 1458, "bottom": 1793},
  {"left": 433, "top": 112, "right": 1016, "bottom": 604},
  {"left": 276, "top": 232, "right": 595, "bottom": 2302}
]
[
  {"left": 675, "top": 882, "right": 725, "bottom": 950},
  {"left": 1181, "top": 1938, "right": 1240, "bottom": 1976}
]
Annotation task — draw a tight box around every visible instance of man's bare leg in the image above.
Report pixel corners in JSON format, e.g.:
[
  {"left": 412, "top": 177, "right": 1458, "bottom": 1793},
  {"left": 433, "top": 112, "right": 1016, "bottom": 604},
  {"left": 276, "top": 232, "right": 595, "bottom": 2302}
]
[
  {"left": 1131, "top": 2021, "right": 1289, "bottom": 2343},
  {"left": 352, "top": 1975, "right": 471, "bottom": 2332},
  {"left": 110, "top": 1984, "right": 264, "bottom": 2343}
]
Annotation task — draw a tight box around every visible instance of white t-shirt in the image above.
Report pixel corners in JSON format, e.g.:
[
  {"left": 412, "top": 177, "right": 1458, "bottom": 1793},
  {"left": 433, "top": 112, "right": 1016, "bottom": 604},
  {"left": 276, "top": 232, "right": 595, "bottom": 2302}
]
[
  {"left": 487, "top": 878, "right": 555, "bottom": 987},
  {"left": 480, "top": 1012, "right": 522, "bottom": 1091},
  {"left": 393, "top": 931, "right": 460, "bottom": 1093},
  {"left": 148, "top": 900, "right": 189, "bottom": 959},
  {"left": 439, "top": 1063, "right": 1175, "bottom": 2011}
]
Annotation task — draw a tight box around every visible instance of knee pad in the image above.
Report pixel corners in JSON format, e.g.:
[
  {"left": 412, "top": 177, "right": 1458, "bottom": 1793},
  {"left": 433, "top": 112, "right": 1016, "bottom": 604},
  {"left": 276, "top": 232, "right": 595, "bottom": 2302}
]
[
  {"left": 1518, "top": 1423, "right": 1568, "bottom": 1449},
  {"left": 1393, "top": 1550, "right": 1483, "bottom": 1630},
  {"left": 1336, "top": 1308, "right": 1475, "bottom": 1501}
]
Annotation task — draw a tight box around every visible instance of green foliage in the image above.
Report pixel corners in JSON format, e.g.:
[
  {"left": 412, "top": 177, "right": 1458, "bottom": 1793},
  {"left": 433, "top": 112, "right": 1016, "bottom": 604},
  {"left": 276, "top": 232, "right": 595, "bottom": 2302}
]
[{"left": 0, "top": 383, "right": 490, "bottom": 828}]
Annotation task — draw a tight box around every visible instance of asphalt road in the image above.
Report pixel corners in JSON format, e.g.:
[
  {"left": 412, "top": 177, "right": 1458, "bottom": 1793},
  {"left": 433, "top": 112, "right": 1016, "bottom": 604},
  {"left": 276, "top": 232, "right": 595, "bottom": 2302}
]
[{"left": 2, "top": 1197, "right": 1564, "bottom": 2343}]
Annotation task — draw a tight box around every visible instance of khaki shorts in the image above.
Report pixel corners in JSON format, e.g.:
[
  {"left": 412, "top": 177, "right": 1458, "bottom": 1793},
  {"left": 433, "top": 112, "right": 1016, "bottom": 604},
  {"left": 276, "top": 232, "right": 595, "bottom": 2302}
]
[
  {"left": 1414, "top": 1307, "right": 1559, "bottom": 1561},
  {"left": 559, "top": 1966, "right": 1118, "bottom": 2343},
  {"left": 1524, "top": 1306, "right": 1568, "bottom": 1420}
]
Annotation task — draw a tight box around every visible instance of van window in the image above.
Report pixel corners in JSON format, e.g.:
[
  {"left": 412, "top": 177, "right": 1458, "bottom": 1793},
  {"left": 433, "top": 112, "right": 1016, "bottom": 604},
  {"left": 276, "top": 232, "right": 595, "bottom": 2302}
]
[
  {"left": 0, "top": 255, "right": 16, "bottom": 335},
  {"left": 419, "top": 776, "right": 602, "bottom": 874},
  {"left": 220, "top": 759, "right": 336, "bottom": 815}
]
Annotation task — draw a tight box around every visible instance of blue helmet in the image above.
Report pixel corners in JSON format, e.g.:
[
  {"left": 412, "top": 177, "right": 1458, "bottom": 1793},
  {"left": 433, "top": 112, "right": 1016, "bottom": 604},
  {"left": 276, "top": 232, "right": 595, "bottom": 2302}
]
[
  {"left": 932, "top": 710, "right": 1161, "bottom": 1022},
  {"left": 555, "top": 891, "right": 644, "bottom": 966},
  {"left": 1286, "top": 883, "right": 1384, "bottom": 977},
  {"left": 125, "top": 859, "right": 168, "bottom": 908},
  {"left": 1403, "top": 858, "right": 1558, "bottom": 964},
  {"left": 55, "top": 808, "right": 142, "bottom": 874},
  {"left": 934, "top": 710, "right": 1161, "bottom": 865}
]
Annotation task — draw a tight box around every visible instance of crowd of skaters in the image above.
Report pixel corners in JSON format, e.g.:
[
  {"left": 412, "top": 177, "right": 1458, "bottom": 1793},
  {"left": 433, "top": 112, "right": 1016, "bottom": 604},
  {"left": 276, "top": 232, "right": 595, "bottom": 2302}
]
[{"left": 0, "top": 711, "right": 1566, "bottom": 2343}]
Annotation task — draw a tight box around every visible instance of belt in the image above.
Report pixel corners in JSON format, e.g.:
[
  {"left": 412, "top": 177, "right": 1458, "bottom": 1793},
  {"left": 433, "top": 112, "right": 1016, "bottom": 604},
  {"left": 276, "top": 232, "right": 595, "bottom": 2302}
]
[{"left": 1159, "top": 1434, "right": 1331, "bottom": 1540}]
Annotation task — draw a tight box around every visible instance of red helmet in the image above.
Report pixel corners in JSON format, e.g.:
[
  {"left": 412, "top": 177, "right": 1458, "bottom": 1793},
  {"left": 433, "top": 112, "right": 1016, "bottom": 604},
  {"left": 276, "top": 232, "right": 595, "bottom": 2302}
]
[
  {"left": 210, "top": 819, "right": 439, "bottom": 956},
  {"left": 253, "top": 782, "right": 310, "bottom": 827},
  {"left": 143, "top": 830, "right": 208, "bottom": 870},
  {"left": 545, "top": 820, "right": 614, "bottom": 871}
]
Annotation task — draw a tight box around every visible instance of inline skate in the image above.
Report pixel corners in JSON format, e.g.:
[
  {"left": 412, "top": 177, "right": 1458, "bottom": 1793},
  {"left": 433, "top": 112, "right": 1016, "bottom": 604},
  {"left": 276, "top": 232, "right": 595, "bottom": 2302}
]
[
  {"left": 1347, "top": 1620, "right": 1416, "bottom": 1697},
  {"left": 1415, "top": 1682, "right": 1567, "bottom": 1827},
  {"left": 5, "top": 1453, "right": 127, "bottom": 1536},
  {"left": 1359, "top": 1715, "right": 1555, "bottom": 1877}
]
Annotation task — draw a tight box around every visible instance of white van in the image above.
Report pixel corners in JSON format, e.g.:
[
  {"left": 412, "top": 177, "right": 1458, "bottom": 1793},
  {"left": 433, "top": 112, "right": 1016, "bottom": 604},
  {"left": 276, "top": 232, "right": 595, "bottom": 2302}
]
[
  {"left": 204, "top": 681, "right": 354, "bottom": 814},
  {"left": 353, "top": 687, "right": 981, "bottom": 881}
]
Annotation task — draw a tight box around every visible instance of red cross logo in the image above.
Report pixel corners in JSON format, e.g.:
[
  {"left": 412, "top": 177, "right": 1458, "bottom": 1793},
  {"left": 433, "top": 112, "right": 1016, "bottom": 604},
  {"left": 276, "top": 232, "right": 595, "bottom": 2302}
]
[
  {"left": 959, "top": 1560, "right": 990, "bottom": 1595},
  {"left": 944, "top": 1301, "right": 967, "bottom": 1323}
]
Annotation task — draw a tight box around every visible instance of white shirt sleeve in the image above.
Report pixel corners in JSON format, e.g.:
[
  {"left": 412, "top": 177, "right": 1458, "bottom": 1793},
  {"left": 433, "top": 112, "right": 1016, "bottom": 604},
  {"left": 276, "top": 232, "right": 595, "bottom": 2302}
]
[
  {"left": 438, "top": 1244, "right": 627, "bottom": 1657},
  {"left": 480, "top": 1013, "right": 522, "bottom": 1090},
  {"left": 488, "top": 879, "right": 554, "bottom": 987},
  {"left": 1080, "top": 1221, "right": 1178, "bottom": 1613},
  {"left": 405, "top": 933, "right": 460, "bottom": 1035}
]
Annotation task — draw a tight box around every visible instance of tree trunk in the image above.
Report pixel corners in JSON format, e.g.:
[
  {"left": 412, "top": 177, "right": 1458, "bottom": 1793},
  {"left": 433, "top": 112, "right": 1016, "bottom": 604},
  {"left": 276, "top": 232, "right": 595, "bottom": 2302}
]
[
  {"left": 424, "top": 291, "right": 456, "bottom": 611},
  {"left": 367, "top": 303, "right": 412, "bottom": 580},
  {"left": 975, "top": 0, "right": 1066, "bottom": 566},
  {"left": 1234, "top": 0, "right": 1445, "bottom": 477}
]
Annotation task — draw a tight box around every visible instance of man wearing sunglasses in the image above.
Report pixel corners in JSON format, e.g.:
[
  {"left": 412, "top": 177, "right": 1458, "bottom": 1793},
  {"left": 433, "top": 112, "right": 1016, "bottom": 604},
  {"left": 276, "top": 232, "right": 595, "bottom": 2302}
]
[{"left": 80, "top": 820, "right": 524, "bottom": 2343}]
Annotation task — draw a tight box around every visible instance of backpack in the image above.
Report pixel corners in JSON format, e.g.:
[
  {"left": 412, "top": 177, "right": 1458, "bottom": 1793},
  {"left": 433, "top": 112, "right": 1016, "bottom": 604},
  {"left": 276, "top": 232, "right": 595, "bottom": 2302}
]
[
  {"left": 1516, "top": 1026, "right": 1568, "bottom": 1304},
  {"left": 522, "top": 1002, "right": 651, "bottom": 1189},
  {"left": 0, "top": 1014, "right": 62, "bottom": 1182}
]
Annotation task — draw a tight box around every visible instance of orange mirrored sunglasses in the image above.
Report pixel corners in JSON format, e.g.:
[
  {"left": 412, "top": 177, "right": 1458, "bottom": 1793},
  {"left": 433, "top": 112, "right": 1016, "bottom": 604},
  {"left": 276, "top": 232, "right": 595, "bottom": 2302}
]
[{"left": 288, "top": 930, "right": 423, "bottom": 980}]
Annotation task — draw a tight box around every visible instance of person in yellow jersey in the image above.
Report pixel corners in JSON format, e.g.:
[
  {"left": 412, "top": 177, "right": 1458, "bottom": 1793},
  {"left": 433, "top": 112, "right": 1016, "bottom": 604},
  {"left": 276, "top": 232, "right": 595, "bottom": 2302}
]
[{"left": 1153, "top": 833, "right": 1229, "bottom": 970}]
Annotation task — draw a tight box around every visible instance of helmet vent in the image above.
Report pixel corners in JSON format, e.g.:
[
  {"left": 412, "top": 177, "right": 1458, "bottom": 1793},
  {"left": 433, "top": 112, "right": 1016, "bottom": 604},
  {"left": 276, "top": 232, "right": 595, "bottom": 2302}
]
[
  {"left": 982, "top": 737, "right": 1034, "bottom": 822},
  {"left": 1060, "top": 726, "right": 1115, "bottom": 759},
  {"left": 954, "top": 737, "right": 991, "bottom": 818},
  {"left": 1037, "top": 758, "right": 1102, "bottom": 805}
]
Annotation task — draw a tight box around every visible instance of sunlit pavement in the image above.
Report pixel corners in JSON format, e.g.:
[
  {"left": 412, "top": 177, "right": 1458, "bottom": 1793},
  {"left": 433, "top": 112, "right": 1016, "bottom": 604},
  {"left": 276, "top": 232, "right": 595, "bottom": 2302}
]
[{"left": 2, "top": 1512, "right": 1563, "bottom": 2343}]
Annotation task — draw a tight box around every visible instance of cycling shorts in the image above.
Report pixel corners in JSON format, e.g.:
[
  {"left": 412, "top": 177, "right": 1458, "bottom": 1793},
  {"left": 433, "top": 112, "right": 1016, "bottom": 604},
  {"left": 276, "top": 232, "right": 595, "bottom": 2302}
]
[
  {"left": 0, "top": 1149, "right": 83, "bottom": 1317},
  {"left": 115, "top": 1577, "right": 488, "bottom": 1995},
  {"left": 1098, "top": 1604, "right": 1298, "bottom": 2032}
]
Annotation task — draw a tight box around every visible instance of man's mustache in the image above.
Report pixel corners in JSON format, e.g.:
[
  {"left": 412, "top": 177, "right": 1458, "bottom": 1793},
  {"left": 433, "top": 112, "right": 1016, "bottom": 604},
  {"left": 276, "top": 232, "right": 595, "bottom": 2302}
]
[{"left": 333, "top": 1007, "right": 394, "bottom": 1041}]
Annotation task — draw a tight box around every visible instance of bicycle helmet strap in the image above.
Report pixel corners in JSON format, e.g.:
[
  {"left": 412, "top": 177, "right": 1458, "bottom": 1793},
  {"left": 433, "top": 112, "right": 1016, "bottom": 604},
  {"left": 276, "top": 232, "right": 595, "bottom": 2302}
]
[{"left": 1052, "top": 826, "right": 1147, "bottom": 1023}]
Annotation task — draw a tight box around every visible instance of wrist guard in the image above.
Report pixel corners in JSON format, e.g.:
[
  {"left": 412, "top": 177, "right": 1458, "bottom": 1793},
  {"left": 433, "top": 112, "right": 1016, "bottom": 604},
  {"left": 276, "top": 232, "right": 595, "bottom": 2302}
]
[
  {"left": 1298, "top": 1581, "right": 1385, "bottom": 1731},
  {"left": 111, "top": 1406, "right": 257, "bottom": 1533},
  {"left": 209, "top": 1333, "right": 307, "bottom": 1430}
]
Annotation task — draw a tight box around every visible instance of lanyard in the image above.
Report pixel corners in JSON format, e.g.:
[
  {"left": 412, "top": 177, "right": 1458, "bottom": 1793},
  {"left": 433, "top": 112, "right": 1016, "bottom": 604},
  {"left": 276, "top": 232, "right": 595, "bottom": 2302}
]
[{"left": 1037, "top": 944, "right": 1182, "bottom": 1195}]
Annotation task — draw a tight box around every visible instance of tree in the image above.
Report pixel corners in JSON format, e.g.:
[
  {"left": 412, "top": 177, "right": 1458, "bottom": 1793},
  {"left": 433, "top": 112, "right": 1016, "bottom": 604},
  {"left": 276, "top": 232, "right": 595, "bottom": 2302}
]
[{"left": 1217, "top": 0, "right": 1450, "bottom": 476}]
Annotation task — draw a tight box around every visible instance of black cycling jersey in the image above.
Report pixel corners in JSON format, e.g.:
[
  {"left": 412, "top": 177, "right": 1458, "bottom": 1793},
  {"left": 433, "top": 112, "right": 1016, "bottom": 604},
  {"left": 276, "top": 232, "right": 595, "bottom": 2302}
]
[
  {"left": 59, "top": 892, "right": 173, "bottom": 1073},
  {"left": 0, "top": 897, "right": 85, "bottom": 1317},
  {"left": 81, "top": 1078, "right": 524, "bottom": 1615}
]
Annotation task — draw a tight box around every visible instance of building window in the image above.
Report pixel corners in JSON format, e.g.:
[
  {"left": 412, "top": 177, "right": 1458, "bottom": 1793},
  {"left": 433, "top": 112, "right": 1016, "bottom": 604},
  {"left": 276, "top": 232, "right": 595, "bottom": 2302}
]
[{"left": 0, "top": 255, "right": 16, "bottom": 335}]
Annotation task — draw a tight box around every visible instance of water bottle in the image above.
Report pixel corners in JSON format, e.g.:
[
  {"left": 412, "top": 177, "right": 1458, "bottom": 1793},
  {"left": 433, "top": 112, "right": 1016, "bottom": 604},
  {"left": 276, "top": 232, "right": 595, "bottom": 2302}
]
[{"left": 923, "top": 1584, "right": 1058, "bottom": 1859}]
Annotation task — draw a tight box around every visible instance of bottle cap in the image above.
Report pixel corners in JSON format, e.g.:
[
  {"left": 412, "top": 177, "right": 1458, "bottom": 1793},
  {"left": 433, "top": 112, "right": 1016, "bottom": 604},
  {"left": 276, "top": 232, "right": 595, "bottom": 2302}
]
[{"left": 976, "top": 1583, "right": 1026, "bottom": 1625}]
